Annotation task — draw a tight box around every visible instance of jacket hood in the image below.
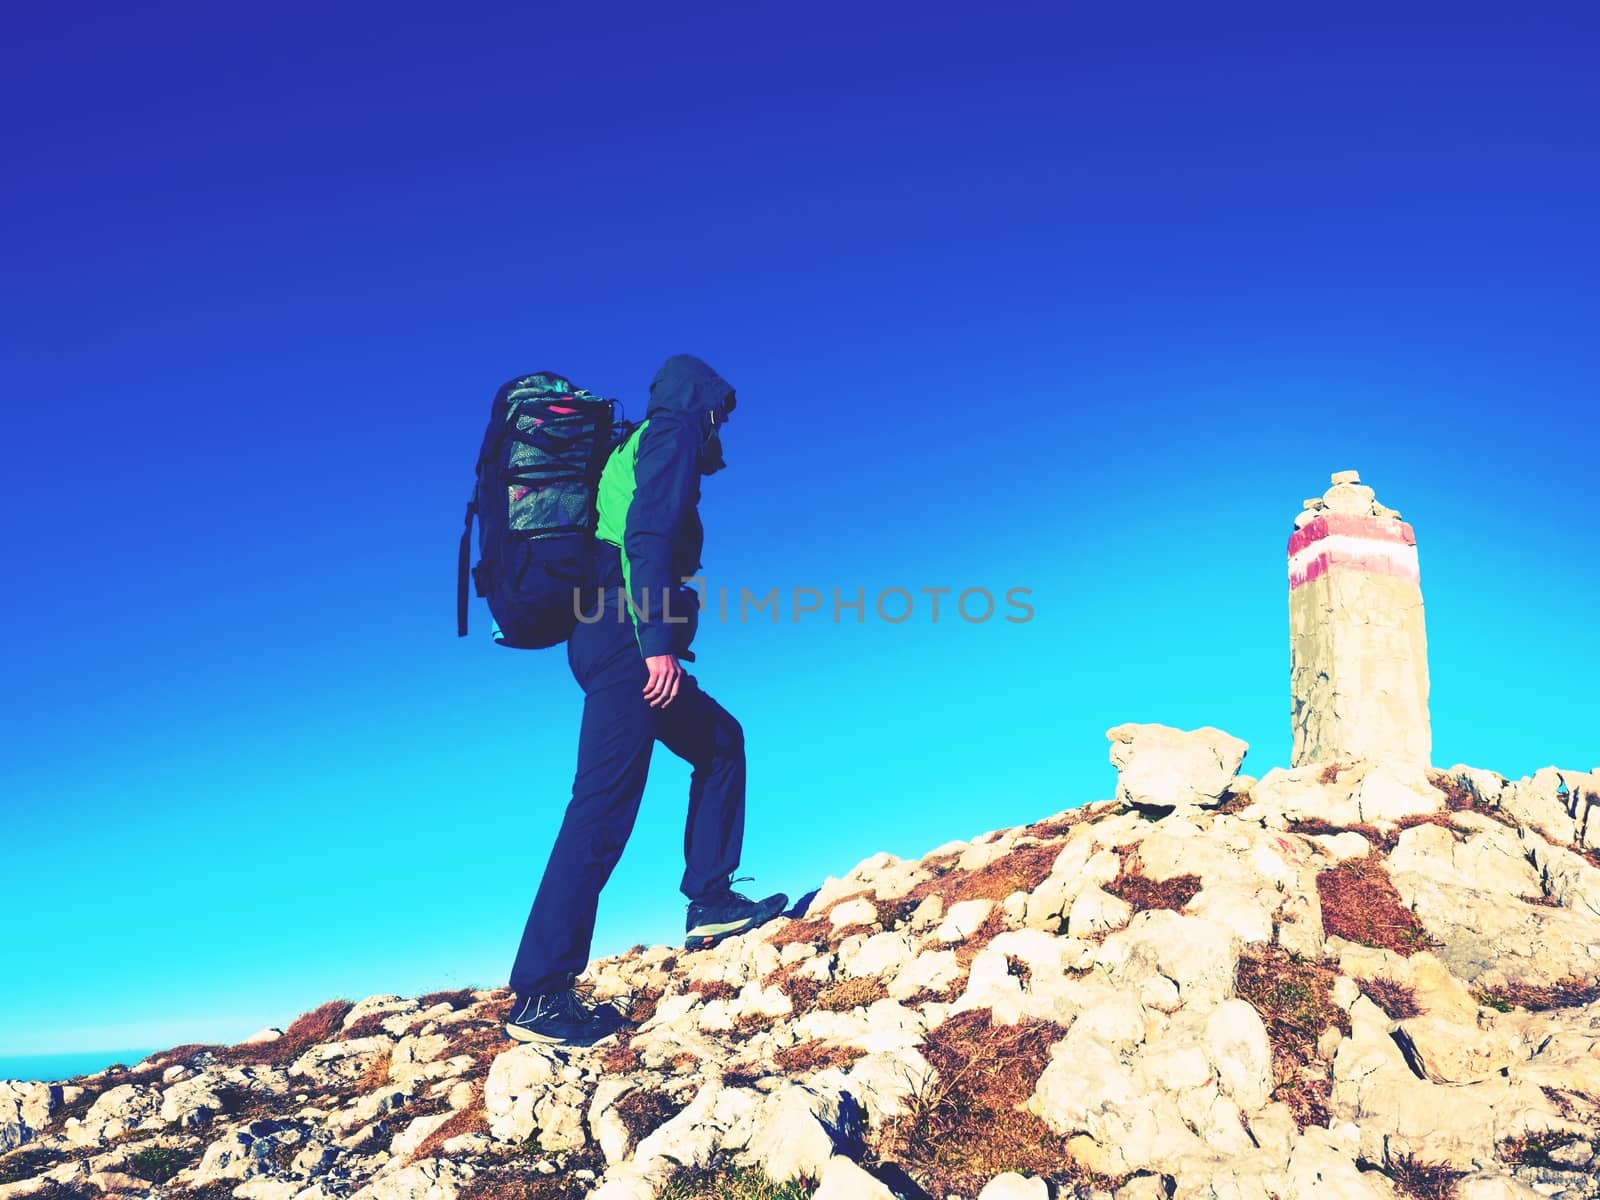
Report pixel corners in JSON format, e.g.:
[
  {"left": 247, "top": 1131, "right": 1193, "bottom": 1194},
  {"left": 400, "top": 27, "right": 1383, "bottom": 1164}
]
[{"left": 648, "top": 354, "right": 736, "bottom": 421}]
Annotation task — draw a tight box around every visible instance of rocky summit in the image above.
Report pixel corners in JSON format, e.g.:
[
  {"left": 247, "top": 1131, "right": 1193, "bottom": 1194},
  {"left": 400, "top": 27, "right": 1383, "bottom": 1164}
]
[{"left": 4, "top": 729, "right": 1600, "bottom": 1200}]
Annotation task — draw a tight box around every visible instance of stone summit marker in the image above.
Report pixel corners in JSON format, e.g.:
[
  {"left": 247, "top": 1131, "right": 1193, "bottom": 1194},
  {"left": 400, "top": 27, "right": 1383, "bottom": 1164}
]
[{"left": 1288, "top": 470, "right": 1431, "bottom": 769}]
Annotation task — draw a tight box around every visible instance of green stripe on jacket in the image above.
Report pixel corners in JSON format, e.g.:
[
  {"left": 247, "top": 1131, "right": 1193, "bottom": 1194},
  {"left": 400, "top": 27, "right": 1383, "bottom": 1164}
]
[{"left": 596, "top": 420, "right": 647, "bottom": 651}]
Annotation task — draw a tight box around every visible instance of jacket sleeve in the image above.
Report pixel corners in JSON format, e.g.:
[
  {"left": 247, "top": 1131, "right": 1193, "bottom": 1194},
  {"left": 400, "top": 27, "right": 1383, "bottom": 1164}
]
[{"left": 621, "top": 413, "right": 700, "bottom": 658}]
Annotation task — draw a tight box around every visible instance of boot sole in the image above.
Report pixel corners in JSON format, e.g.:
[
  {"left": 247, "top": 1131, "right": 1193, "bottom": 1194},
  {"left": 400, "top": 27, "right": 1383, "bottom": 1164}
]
[
  {"left": 685, "top": 900, "right": 788, "bottom": 951},
  {"left": 505, "top": 1021, "right": 621, "bottom": 1047},
  {"left": 504, "top": 1022, "right": 572, "bottom": 1045}
]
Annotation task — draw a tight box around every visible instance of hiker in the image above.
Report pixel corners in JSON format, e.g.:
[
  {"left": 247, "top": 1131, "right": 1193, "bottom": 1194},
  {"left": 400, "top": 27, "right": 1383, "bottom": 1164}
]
[{"left": 504, "top": 355, "right": 787, "bottom": 1045}]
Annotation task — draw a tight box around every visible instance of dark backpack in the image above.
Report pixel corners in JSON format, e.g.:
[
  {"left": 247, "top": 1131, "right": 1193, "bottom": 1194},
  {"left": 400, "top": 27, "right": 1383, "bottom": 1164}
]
[{"left": 457, "top": 372, "right": 632, "bottom": 649}]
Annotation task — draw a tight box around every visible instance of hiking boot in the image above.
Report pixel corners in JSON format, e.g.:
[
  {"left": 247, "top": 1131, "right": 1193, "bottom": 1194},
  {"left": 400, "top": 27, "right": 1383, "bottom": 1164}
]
[
  {"left": 504, "top": 988, "right": 620, "bottom": 1046},
  {"left": 685, "top": 886, "right": 789, "bottom": 950}
]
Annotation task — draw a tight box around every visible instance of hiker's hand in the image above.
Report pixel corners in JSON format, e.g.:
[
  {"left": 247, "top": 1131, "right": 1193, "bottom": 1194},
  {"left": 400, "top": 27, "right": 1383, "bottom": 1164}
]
[{"left": 643, "top": 655, "right": 684, "bottom": 708}]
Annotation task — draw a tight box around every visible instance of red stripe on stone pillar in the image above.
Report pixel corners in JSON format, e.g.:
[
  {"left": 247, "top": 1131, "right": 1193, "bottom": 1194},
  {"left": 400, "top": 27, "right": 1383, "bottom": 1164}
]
[{"left": 1287, "top": 513, "right": 1417, "bottom": 557}]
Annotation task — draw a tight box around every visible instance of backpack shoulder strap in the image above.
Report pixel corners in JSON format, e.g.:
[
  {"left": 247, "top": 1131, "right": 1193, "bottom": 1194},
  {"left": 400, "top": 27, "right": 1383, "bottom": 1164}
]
[{"left": 456, "top": 495, "right": 476, "bottom": 637}]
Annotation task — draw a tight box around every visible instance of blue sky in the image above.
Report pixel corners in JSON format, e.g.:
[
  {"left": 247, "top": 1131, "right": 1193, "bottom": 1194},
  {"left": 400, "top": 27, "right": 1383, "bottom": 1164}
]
[{"left": 2, "top": 2, "right": 1596, "bottom": 1057}]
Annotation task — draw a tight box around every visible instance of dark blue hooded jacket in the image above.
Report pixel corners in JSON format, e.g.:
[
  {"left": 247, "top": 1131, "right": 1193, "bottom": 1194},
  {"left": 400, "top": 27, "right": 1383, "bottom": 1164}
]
[{"left": 593, "top": 355, "right": 736, "bottom": 660}]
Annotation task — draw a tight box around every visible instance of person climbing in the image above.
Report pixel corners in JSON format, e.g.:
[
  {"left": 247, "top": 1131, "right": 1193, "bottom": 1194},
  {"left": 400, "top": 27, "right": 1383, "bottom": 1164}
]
[{"left": 505, "top": 354, "right": 788, "bottom": 1046}]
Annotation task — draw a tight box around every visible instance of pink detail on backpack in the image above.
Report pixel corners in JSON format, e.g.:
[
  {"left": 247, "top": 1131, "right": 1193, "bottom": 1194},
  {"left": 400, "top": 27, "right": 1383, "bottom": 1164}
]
[
  {"left": 511, "top": 486, "right": 529, "bottom": 501},
  {"left": 548, "top": 405, "right": 577, "bottom": 414}
]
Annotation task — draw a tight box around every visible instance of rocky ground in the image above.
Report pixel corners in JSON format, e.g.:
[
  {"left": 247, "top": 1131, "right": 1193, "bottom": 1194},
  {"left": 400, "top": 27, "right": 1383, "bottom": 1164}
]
[{"left": 3, "top": 726, "right": 1598, "bottom": 1200}]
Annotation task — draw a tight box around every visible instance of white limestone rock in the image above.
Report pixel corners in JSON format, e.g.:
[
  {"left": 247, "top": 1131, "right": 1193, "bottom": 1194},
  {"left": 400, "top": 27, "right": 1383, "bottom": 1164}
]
[
  {"left": 67, "top": 1083, "right": 162, "bottom": 1145},
  {"left": 388, "top": 1111, "right": 452, "bottom": 1160},
  {"left": 348, "top": 1158, "right": 473, "bottom": 1200},
  {"left": 979, "top": 1173, "right": 1051, "bottom": 1200},
  {"left": 812, "top": 1155, "right": 898, "bottom": 1200},
  {"left": 1202, "top": 999, "right": 1274, "bottom": 1113},
  {"left": 288, "top": 1035, "right": 394, "bottom": 1086},
  {"left": 1330, "top": 997, "right": 1566, "bottom": 1169},
  {"left": 934, "top": 899, "right": 995, "bottom": 944},
  {"left": 0, "top": 1081, "right": 56, "bottom": 1151},
  {"left": 342, "top": 995, "right": 421, "bottom": 1031},
  {"left": 159, "top": 1072, "right": 227, "bottom": 1127},
  {"left": 588, "top": 1078, "right": 638, "bottom": 1167},
  {"left": 633, "top": 1077, "right": 723, "bottom": 1171},
  {"left": 744, "top": 1084, "right": 841, "bottom": 1182},
  {"left": 886, "top": 949, "right": 964, "bottom": 1001},
  {"left": 1455, "top": 1177, "right": 1548, "bottom": 1200},
  {"left": 483, "top": 1043, "right": 560, "bottom": 1143},
  {"left": 839, "top": 931, "right": 917, "bottom": 981},
  {"left": 1107, "top": 722, "right": 1249, "bottom": 808},
  {"left": 1096, "top": 910, "right": 1242, "bottom": 1010},
  {"left": 1248, "top": 761, "right": 1440, "bottom": 829},
  {"left": 828, "top": 898, "right": 878, "bottom": 931},
  {"left": 838, "top": 1046, "right": 934, "bottom": 1128},
  {"left": 1284, "top": 1127, "right": 1391, "bottom": 1200},
  {"left": 1067, "top": 885, "right": 1133, "bottom": 936}
]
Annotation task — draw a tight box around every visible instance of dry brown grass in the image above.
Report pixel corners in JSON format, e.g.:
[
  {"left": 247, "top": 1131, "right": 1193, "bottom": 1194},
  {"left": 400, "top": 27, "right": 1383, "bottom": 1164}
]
[
  {"left": 614, "top": 1089, "right": 688, "bottom": 1142},
  {"left": 721, "top": 1065, "right": 767, "bottom": 1089},
  {"left": 1473, "top": 976, "right": 1600, "bottom": 1013},
  {"left": 766, "top": 914, "right": 833, "bottom": 950},
  {"left": 620, "top": 987, "right": 662, "bottom": 1029},
  {"left": 1025, "top": 810, "right": 1087, "bottom": 838},
  {"left": 222, "top": 999, "right": 355, "bottom": 1067},
  {"left": 1357, "top": 975, "right": 1422, "bottom": 1020},
  {"left": 141, "top": 1043, "right": 222, "bottom": 1071},
  {"left": 765, "top": 963, "right": 826, "bottom": 1009},
  {"left": 417, "top": 988, "right": 480, "bottom": 1011},
  {"left": 917, "top": 977, "right": 969, "bottom": 1004},
  {"left": 1424, "top": 771, "right": 1536, "bottom": 839},
  {"left": 730, "top": 1012, "right": 779, "bottom": 1039},
  {"left": 437, "top": 999, "right": 516, "bottom": 1079},
  {"left": 905, "top": 841, "right": 1063, "bottom": 906},
  {"left": 1320, "top": 762, "right": 1349, "bottom": 785},
  {"left": 871, "top": 895, "right": 919, "bottom": 930},
  {"left": 453, "top": 1149, "right": 605, "bottom": 1200},
  {"left": 1537, "top": 1086, "right": 1599, "bottom": 1122},
  {"left": 355, "top": 1049, "right": 392, "bottom": 1092},
  {"left": 953, "top": 910, "right": 1005, "bottom": 968},
  {"left": 1212, "top": 788, "right": 1254, "bottom": 815},
  {"left": 1393, "top": 811, "right": 1464, "bottom": 838},
  {"left": 0, "top": 1146, "right": 67, "bottom": 1186},
  {"left": 767, "top": 888, "right": 913, "bottom": 948},
  {"left": 1316, "top": 856, "right": 1434, "bottom": 956},
  {"left": 1104, "top": 849, "right": 1200, "bottom": 913},
  {"left": 1235, "top": 946, "right": 1350, "bottom": 1130},
  {"left": 1383, "top": 1154, "right": 1464, "bottom": 1200},
  {"left": 816, "top": 976, "right": 888, "bottom": 1012},
  {"left": 1427, "top": 773, "right": 1479, "bottom": 813},
  {"left": 659, "top": 1162, "right": 814, "bottom": 1200},
  {"left": 1288, "top": 815, "right": 1387, "bottom": 845},
  {"left": 871, "top": 1009, "right": 1105, "bottom": 1195},
  {"left": 688, "top": 980, "right": 739, "bottom": 1003},
  {"left": 1498, "top": 1129, "right": 1585, "bottom": 1170},
  {"left": 406, "top": 1100, "right": 488, "bottom": 1164},
  {"left": 341, "top": 1013, "right": 391, "bottom": 1040},
  {"left": 601, "top": 1042, "right": 644, "bottom": 1073},
  {"left": 1292, "top": 812, "right": 1464, "bottom": 855},
  {"left": 771, "top": 1041, "right": 865, "bottom": 1074}
]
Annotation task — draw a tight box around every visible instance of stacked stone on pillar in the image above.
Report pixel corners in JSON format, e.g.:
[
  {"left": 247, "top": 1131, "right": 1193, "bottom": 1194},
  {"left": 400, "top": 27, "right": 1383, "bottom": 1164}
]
[{"left": 1288, "top": 470, "right": 1431, "bottom": 770}]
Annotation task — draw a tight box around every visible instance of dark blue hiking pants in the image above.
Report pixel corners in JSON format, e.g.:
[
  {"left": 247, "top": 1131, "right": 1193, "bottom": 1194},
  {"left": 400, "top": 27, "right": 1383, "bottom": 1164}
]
[{"left": 508, "top": 588, "right": 746, "bottom": 998}]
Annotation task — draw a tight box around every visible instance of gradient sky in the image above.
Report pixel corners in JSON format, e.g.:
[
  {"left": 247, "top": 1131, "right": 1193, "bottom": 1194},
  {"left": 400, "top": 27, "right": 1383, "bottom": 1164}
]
[{"left": 3, "top": 2, "right": 1596, "bottom": 1057}]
